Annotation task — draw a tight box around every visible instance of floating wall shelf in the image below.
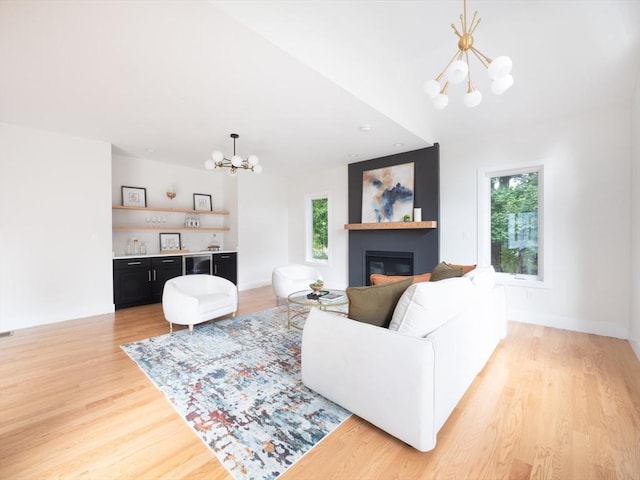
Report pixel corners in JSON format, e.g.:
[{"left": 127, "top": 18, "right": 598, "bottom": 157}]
[{"left": 344, "top": 221, "right": 437, "bottom": 230}]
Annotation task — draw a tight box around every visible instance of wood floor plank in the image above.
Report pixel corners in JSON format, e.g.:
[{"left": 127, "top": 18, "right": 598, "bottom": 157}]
[{"left": 1, "top": 285, "right": 639, "bottom": 479}]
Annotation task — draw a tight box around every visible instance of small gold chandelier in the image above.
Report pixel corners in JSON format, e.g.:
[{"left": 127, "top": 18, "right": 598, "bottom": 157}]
[
  {"left": 424, "top": 0, "right": 514, "bottom": 109},
  {"left": 204, "top": 133, "right": 262, "bottom": 176}
]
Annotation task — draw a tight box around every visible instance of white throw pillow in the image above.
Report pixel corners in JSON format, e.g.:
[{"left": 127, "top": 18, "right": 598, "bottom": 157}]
[
  {"left": 388, "top": 277, "right": 475, "bottom": 337},
  {"left": 463, "top": 265, "right": 496, "bottom": 292}
]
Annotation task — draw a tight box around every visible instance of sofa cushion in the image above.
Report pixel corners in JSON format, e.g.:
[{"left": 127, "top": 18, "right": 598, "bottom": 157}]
[
  {"left": 370, "top": 272, "right": 432, "bottom": 285},
  {"left": 430, "top": 262, "right": 463, "bottom": 282},
  {"left": 447, "top": 263, "right": 477, "bottom": 275},
  {"left": 389, "top": 277, "right": 475, "bottom": 337},
  {"left": 346, "top": 277, "right": 413, "bottom": 327},
  {"left": 463, "top": 265, "right": 496, "bottom": 291}
]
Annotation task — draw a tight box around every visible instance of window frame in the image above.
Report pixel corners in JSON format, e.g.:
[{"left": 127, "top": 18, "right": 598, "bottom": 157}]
[
  {"left": 305, "top": 192, "right": 330, "bottom": 265},
  {"left": 477, "top": 162, "right": 551, "bottom": 289}
]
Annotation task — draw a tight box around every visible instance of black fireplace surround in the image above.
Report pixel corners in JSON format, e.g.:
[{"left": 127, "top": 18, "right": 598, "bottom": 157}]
[{"left": 348, "top": 144, "right": 440, "bottom": 287}]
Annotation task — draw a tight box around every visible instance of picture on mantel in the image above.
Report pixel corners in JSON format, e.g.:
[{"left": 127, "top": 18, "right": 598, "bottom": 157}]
[{"left": 361, "top": 162, "right": 414, "bottom": 223}]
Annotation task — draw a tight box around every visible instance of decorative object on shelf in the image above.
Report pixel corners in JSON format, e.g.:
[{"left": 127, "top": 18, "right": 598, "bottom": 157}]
[
  {"left": 184, "top": 213, "right": 201, "bottom": 228},
  {"left": 403, "top": 214, "right": 411, "bottom": 222},
  {"left": 423, "top": 0, "right": 514, "bottom": 109},
  {"left": 159, "top": 232, "right": 181, "bottom": 251},
  {"left": 193, "top": 193, "right": 212, "bottom": 211},
  {"left": 166, "top": 184, "right": 176, "bottom": 200},
  {"left": 362, "top": 163, "right": 414, "bottom": 223},
  {"left": 121, "top": 186, "right": 147, "bottom": 207},
  {"left": 204, "top": 133, "right": 263, "bottom": 176},
  {"left": 413, "top": 207, "right": 422, "bottom": 222}
]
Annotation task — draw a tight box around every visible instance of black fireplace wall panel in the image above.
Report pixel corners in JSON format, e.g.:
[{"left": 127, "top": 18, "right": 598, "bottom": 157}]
[{"left": 347, "top": 144, "right": 440, "bottom": 286}]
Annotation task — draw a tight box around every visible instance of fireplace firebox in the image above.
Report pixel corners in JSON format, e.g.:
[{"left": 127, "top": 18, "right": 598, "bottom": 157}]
[{"left": 365, "top": 250, "right": 414, "bottom": 285}]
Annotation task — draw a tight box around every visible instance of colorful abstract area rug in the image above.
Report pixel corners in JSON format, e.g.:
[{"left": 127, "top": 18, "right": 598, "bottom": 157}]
[{"left": 121, "top": 305, "right": 350, "bottom": 480}]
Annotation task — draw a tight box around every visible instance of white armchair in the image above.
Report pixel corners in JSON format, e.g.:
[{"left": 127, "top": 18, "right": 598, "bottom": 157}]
[
  {"left": 162, "top": 274, "right": 238, "bottom": 333},
  {"left": 272, "top": 264, "right": 322, "bottom": 304}
]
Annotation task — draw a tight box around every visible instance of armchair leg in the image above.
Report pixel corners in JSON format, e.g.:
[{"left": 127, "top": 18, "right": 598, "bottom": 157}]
[
  {"left": 169, "top": 322, "right": 173, "bottom": 333},
  {"left": 189, "top": 324, "right": 194, "bottom": 335}
]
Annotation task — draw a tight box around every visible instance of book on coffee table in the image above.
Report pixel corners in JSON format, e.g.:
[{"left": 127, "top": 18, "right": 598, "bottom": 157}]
[{"left": 319, "top": 292, "right": 345, "bottom": 302}]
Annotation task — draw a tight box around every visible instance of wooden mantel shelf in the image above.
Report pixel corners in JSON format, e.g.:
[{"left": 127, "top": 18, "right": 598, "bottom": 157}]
[{"left": 344, "top": 221, "right": 437, "bottom": 230}]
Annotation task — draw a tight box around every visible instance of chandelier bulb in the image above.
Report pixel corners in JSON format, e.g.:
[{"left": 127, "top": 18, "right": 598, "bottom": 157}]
[
  {"left": 253, "top": 164, "right": 263, "bottom": 174},
  {"left": 488, "top": 56, "right": 513, "bottom": 80},
  {"left": 204, "top": 158, "right": 216, "bottom": 170},
  {"left": 247, "top": 154, "right": 259, "bottom": 166},
  {"left": 212, "top": 150, "right": 224, "bottom": 163},
  {"left": 228, "top": 167, "right": 238, "bottom": 177},
  {"left": 231, "top": 155, "right": 243, "bottom": 168},
  {"left": 463, "top": 89, "right": 482, "bottom": 107},
  {"left": 491, "top": 74, "right": 514, "bottom": 95},
  {"left": 433, "top": 93, "right": 449, "bottom": 110},
  {"left": 447, "top": 60, "right": 469, "bottom": 84},
  {"left": 423, "top": 79, "right": 441, "bottom": 99}
]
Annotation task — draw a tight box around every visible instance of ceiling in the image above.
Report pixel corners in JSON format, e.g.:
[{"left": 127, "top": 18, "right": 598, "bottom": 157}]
[{"left": 0, "top": 1, "right": 638, "bottom": 176}]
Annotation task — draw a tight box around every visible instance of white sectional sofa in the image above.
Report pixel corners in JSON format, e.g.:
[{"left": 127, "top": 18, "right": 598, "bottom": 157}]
[{"left": 301, "top": 267, "right": 507, "bottom": 452}]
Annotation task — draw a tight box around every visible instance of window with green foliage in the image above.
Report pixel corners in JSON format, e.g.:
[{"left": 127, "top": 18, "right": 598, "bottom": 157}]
[
  {"left": 307, "top": 194, "right": 329, "bottom": 262},
  {"left": 490, "top": 170, "right": 540, "bottom": 276}
]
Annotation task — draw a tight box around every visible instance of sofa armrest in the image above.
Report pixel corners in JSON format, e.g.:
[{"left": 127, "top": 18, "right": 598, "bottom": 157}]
[{"left": 301, "top": 308, "right": 437, "bottom": 452}]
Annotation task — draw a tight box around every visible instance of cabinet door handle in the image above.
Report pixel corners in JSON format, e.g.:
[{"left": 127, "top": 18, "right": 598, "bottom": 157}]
[
  {"left": 220, "top": 255, "right": 230, "bottom": 259},
  {"left": 214, "top": 265, "right": 218, "bottom": 275},
  {"left": 127, "top": 261, "right": 142, "bottom": 266},
  {"left": 148, "top": 270, "right": 151, "bottom": 282},
  {"left": 162, "top": 259, "right": 174, "bottom": 263},
  {"left": 153, "top": 270, "right": 157, "bottom": 281}
]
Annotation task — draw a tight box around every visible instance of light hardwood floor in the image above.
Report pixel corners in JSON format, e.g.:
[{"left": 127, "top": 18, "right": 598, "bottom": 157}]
[{"left": 1, "top": 286, "right": 639, "bottom": 479}]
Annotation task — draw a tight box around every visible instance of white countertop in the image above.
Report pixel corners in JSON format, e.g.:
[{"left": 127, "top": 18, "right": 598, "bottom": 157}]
[{"left": 113, "top": 250, "right": 237, "bottom": 260}]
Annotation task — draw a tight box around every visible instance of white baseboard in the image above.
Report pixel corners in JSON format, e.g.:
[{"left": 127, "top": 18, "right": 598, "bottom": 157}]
[{"left": 509, "top": 309, "right": 629, "bottom": 339}]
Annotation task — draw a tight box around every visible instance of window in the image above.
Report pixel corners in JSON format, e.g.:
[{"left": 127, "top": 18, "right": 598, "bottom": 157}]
[
  {"left": 478, "top": 164, "right": 546, "bottom": 285},
  {"left": 306, "top": 194, "right": 329, "bottom": 263}
]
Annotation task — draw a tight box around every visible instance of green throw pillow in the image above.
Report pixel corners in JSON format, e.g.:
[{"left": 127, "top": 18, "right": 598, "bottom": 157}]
[
  {"left": 346, "top": 277, "right": 413, "bottom": 328},
  {"left": 430, "top": 262, "right": 463, "bottom": 282}
]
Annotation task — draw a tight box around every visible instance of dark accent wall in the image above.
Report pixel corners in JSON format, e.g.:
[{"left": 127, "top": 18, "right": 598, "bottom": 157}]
[{"left": 348, "top": 144, "right": 440, "bottom": 286}]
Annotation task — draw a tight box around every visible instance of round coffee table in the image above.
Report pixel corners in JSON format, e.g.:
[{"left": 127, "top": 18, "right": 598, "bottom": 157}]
[{"left": 287, "top": 289, "right": 348, "bottom": 329}]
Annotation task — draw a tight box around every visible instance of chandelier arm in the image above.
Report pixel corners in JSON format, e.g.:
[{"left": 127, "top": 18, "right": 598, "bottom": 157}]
[
  {"left": 465, "top": 51, "right": 474, "bottom": 92},
  {"left": 436, "top": 48, "right": 464, "bottom": 81},
  {"left": 469, "top": 14, "right": 481, "bottom": 35},
  {"left": 450, "top": 23, "right": 462, "bottom": 39},
  {"left": 469, "top": 46, "right": 491, "bottom": 69},
  {"left": 462, "top": 0, "right": 467, "bottom": 32}
]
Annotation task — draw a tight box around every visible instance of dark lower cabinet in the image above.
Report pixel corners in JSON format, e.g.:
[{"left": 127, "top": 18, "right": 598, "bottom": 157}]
[
  {"left": 113, "top": 256, "right": 182, "bottom": 309},
  {"left": 151, "top": 256, "right": 183, "bottom": 301},
  {"left": 213, "top": 252, "right": 237, "bottom": 285}
]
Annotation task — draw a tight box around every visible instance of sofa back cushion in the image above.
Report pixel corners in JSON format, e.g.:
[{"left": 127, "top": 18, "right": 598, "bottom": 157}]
[
  {"left": 346, "top": 277, "right": 413, "bottom": 327},
  {"left": 388, "top": 277, "right": 475, "bottom": 337}
]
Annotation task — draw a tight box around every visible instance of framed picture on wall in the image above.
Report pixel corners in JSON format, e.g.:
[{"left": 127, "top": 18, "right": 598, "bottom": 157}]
[
  {"left": 159, "top": 232, "right": 181, "bottom": 251},
  {"left": 193, "top": 193, "right": 212, "bottom": 211},
  {"left": 361, "top": 163, "right": 414, "bottom": 223},
  {"left": 121, "top": 186, "right": 147, "bottom": 208}
]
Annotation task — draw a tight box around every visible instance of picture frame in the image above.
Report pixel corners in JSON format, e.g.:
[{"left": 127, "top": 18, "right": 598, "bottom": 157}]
[
  {"left": 193, "top": 193, "right": 212, "bottom": 211},
  {"left": 121, "top": 186, "right": 147, "bottom": 208},
  {"left": 159, "top": 232, "right": 181, "bottom": 251}
]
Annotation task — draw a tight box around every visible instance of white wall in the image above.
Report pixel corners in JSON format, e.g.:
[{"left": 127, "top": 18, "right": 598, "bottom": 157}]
[
  {"left": 0, "top": 123, "right": 113, "bottom": 331},
  {"left": 236, "top": 172, "right": 290, "bottom": 290},
  {"left": 287, "top": 165, "right": 349, "bottom": 290},
  {"left": 629, "top": 75, "right": 640, "bottom": 358},
  {"left": 111, "top": 156, "right": 226, "bottom": 255},
  {"left": 440, "top": 106, "right": 632, "bottom": 339}
]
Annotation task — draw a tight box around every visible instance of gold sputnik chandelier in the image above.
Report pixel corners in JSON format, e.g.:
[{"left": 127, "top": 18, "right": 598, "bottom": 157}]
[{"left": 424, "top": 0, "right": 514, "bottom": 109}]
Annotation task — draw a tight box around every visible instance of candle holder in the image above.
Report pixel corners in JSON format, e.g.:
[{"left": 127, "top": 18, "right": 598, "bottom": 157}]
[{"left": 166, "top": 191, "right": 176, "bottom": 200}]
